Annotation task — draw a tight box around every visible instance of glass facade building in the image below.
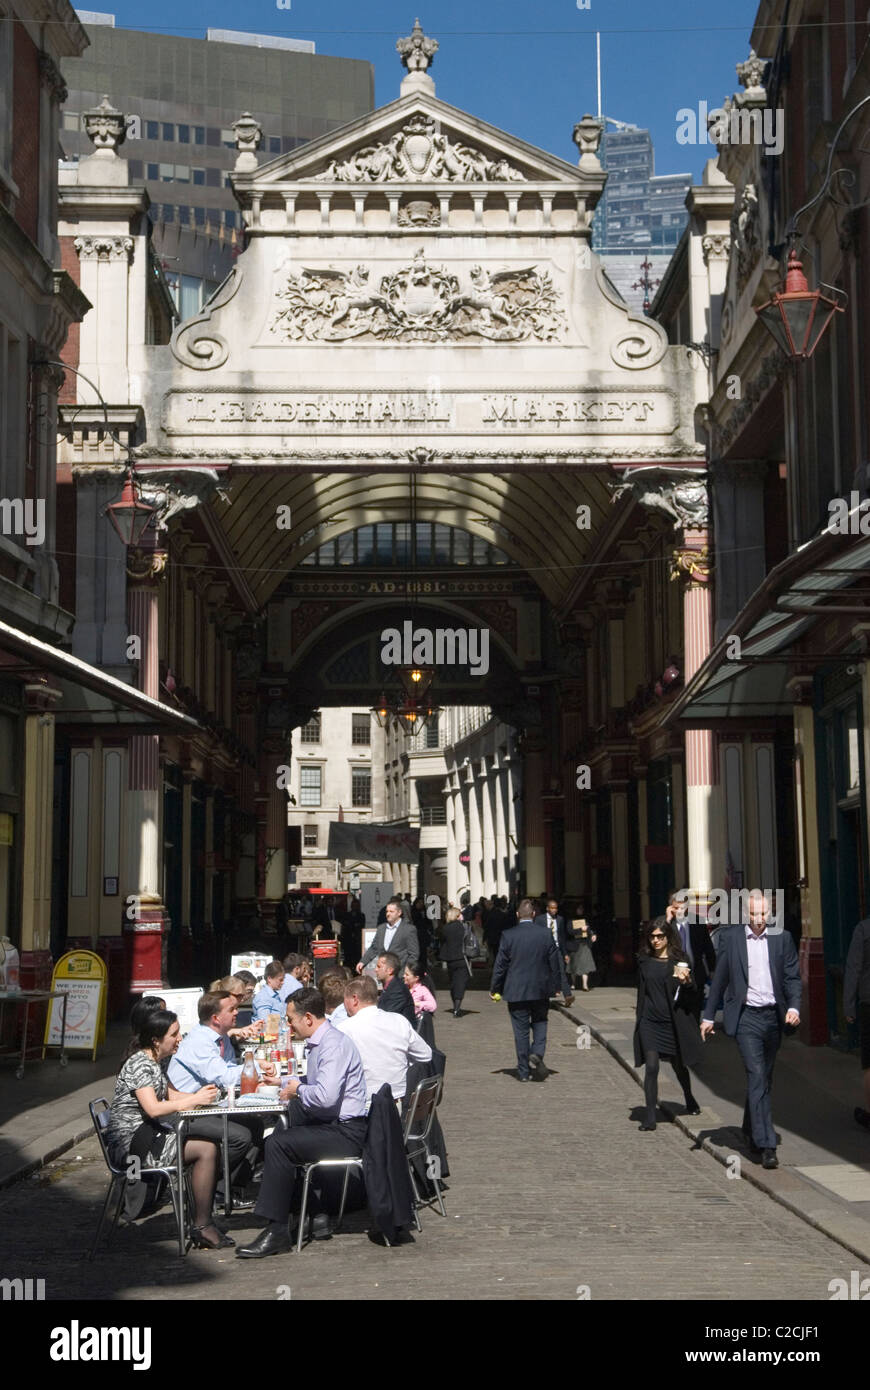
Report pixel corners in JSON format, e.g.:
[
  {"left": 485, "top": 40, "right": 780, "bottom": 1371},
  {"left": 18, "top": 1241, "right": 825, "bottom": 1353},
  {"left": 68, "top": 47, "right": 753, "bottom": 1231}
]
[{"left": 62, "top": 15, "right": 374, "bottom": 309}]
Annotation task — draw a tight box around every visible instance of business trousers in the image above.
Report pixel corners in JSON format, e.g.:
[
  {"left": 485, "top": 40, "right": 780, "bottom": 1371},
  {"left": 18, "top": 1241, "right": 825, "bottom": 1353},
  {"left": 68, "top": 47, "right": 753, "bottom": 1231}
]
[
  {"left": 446, "top": 959, "right": 470, "bottom": 1009},
  {"left": 508, "top": 999, "right": 549, "bottom": 1078},
  {"left": 735, "top": 1005, "right": 781, "bottom": 1150},
  {"left": 254, "top": 1098, "right": 367, "bottom": 1224}
]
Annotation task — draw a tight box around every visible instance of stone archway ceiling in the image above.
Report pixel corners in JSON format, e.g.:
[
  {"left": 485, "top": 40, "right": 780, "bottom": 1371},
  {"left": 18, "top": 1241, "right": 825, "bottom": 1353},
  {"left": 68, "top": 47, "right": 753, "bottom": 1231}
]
[{"left": 213, "top": 468, "right": 616, "bottom": 608}]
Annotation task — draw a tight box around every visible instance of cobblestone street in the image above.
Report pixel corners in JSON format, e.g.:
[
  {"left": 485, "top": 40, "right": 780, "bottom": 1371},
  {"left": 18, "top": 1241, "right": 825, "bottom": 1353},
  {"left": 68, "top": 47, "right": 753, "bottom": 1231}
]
[{"left": 2, "top": 984, "right": 868, "bottom": 1303}]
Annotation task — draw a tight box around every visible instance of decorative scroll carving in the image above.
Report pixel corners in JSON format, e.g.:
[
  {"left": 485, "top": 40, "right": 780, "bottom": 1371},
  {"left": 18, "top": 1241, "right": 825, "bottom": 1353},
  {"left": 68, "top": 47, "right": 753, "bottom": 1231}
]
[
  {"left": 314, "top": 115, "right": 524, "bottom": 184},
  {"left": 74, "top": 235, "right": 133, "bottom": 261},
  {"left": 268, "top": 249, "right": 565, "bottom": 344},
  {"left": 398, "top": 198, "right": 441, "bottom": 227},
  {"left": 170, "top": 267, "right": 243, "bottom": 371},
  {"left": 669, "top": 544, "right": 711, "bottom": 585},
  {"left": 39, "top": 53, "right": 68, "bottom": 104},
  {"left": 610, "top": 475, "right": 709, "bottom": 530}
]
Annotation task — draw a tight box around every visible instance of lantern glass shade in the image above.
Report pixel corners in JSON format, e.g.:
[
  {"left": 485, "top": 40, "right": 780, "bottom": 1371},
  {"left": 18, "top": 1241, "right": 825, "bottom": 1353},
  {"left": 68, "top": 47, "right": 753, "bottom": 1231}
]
[
  {"left": 105, "top": 474, "right": 155, "bottom": 547},
  {"left": 371, "top": 694, "right": 391, "bottom": 729},
  {"left": 398, "top": 664, "right": 434, "bottom": 698},
  {"left": 755, "top": 251, "right": 844, "bottom": 360}
]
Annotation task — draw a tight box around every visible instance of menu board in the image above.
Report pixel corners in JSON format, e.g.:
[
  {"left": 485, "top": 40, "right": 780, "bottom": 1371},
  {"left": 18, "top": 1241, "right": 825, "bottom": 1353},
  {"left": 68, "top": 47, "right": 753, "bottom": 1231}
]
[
  {"left": 230, "top": 951, "right": 272, "bottom": 982},
  {"left": 44, "top": 950, "right": 107, "bottom": 1059},
  {"left": 160, "top": 987, "right": 203, "bottom": 1037}
]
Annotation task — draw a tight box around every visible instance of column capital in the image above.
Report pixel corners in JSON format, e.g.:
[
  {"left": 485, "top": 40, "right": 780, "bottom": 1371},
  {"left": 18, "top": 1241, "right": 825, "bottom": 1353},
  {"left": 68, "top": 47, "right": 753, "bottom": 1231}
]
[
  {"left": 126, "top": 546, "right": 168, "bottom": 582},
  {"left": 669, "top": 537, "right": 711, "bottom": 587}
]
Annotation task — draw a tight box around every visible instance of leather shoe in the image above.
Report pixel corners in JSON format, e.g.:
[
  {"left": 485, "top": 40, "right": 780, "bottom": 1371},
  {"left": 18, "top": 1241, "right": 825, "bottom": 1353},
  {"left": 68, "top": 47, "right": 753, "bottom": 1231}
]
[
  {"left": 639, "top": 1122, "right": 656, "bottom": 1131},
  {"left": 761, "top": 1148, "right": 778, "bottom": 1170},
  {"left": 685, "top": 1103, "right": 701, "bottom": 1116},
  {"left": 236, "top": 1225, "right": 292, "bottom": 1259},
  {"left": 311, "top": 1213, "right": 333, "bottom": 1241}
]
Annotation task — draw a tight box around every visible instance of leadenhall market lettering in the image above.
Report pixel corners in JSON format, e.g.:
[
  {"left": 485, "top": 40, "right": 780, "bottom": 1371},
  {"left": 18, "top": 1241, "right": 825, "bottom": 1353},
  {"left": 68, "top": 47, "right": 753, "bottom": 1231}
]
[{"left": 165, "top": 389, "right": 676, "bottom": 434}]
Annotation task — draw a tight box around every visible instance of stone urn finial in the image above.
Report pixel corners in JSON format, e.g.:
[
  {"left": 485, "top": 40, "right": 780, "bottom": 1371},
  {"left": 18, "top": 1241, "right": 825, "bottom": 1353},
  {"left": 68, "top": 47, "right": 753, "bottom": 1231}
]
[
  {"left": 397, "top": 18, "right": 439, "bottom": 96},
  {"left": 83, "top": 94, "right": 127, "bottom": 157},
  {"left": 233, "top": 112, "right": 263, "bottom": 172},
  {"left": 573, "top": 113, "right": 604, "bottom": 170}
]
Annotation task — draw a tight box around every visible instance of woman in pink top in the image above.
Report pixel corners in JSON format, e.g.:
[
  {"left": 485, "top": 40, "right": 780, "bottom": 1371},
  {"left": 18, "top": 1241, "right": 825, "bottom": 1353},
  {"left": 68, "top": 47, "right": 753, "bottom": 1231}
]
[{"left": 403, "top": 962, "right": 437, "bottom": 1017}]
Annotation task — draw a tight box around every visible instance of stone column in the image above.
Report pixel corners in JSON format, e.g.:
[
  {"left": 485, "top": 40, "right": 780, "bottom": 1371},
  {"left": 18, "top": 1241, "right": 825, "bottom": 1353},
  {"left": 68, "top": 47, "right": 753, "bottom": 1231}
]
[
  {"left": 522, "top": 736, "right": 546, "bottom": 899},
  {"left": 562, "top": 689, "right": 585, "bottom": 896},
  {"left": 18, "top": 679, "right": 61, "bottom": 993},
  {"left": 444, "top": 778, "right": 457, "bottom": 906},
  {"left": 481, "top": 757, "right": 497, "bottom": 894},
  {"left": 454, "top": 775, "right": 468, "bottom": 899},
  {"left": 672, "top": 530, "right": 724, "bottom": 903},
  {"left": 505, "top": 751, "right": 520, "bottom": 896},
  {"left": 493, "top": 756, "right": 509, "bottom": 896},
  {"left": 467, "top": 765, "right": 483, "bottom": 901},
  {"left": 610, "top": 778, "right": 632, "bottom": 969},
  {"left": 790, "top": 675, "right": 827, "bottom": 1045},
  {"left": 124, "top": 545, "right": 168, "bottom": 992},
  {"left": 635, "top": 763, "right": 651, "bottom": 922}
]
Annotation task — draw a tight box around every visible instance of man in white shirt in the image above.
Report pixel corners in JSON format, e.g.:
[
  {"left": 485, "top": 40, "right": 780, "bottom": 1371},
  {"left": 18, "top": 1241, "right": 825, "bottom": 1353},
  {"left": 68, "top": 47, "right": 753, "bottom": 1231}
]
[
  {"left": 336, "top": 976, "right": 431, "bottom": 1105},
  {"left": 701, "top": 891, "right": 801, "bottom": 1169}
]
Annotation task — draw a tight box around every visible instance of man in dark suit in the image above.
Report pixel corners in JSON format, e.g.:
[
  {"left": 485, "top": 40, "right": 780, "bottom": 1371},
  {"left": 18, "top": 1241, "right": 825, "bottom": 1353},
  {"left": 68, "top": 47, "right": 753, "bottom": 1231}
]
[
  {"left": 356, "top": 897, "right": 420, "bottom": 975},
  {"left": 701, "top": 890, "right": 801, "bottom": 1169},
  {"left": 666, "top": 889, "right": 716, "bottom": 1021},
  {"left": 375, "top": 951, "right": 417, "bottom": 1025},
  {"left": 490, "top": 898, "right": 563, "bottom": 1082},
  {"left": 535, "top": 896, "right": 575, "bottom": 1003}
]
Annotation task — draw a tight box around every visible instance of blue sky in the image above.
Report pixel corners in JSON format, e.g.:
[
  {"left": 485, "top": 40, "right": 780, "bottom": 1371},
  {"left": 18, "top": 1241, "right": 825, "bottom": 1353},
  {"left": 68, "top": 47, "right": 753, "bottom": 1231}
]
[{"left": 84, "top": 0, "right": 762, "bottom": 178}]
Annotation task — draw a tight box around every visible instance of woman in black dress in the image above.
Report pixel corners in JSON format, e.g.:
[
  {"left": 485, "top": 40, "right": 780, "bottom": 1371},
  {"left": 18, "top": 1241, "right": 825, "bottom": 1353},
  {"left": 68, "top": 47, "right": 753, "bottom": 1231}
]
[{"left": 633, "top": 917, "right": 703, "bottom": 1130}]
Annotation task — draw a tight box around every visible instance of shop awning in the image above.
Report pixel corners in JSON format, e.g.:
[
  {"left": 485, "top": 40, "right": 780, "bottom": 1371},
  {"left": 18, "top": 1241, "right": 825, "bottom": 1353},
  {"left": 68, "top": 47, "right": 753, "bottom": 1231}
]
[
  {"left": 664, "top": 523, "right": 870, "bottom": 725},
  {"left": 0, "top": 618, "right": 203, "bottom": 733}
]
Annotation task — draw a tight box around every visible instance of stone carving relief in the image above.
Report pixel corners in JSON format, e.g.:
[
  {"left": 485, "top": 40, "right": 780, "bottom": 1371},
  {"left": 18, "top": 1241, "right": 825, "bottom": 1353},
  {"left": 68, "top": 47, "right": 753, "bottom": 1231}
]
[
  {"left": 701, "top": 233, "right": 730, "bottom": 264},
  {"left": 314, "top": 115, "right": 525, "bottom": 183},
  {"left": 596, "top": 265, "right": 668, "bottom": 370},
  {"left": 609, "top": 474, "right": 709, "bottom": 530},
  {"left": 74, "top": 235, "right": 133, "bottom": 261},
  {"left": 136, "top": 467, "right": 223, "bottom": 531},
  {"left": 268, "top": 248, "right": 566, "bottom": 344},
  {"left": 170, "top": 266, "right": 243, "bottom": 370},
  {"left": 731, "top": 182, "right": 760, "bottom": 286},
  {"left": 398, "top": 198, "right": 441, "bottom": 227}
]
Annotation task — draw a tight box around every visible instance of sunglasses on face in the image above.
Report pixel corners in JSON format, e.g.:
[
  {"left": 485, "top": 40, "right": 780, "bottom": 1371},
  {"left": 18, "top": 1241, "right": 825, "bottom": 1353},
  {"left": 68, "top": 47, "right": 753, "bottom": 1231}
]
[{"left": 649, "top": 932, "right": 667, "bottom": 940}]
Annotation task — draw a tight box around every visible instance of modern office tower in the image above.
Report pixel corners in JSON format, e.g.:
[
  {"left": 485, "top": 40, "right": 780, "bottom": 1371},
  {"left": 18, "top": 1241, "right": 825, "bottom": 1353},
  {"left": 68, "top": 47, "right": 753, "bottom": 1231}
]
[
  {"left": 593, "top": 125, "right": 691, "bottom": 313},
  {"left": 61, "top": 13, "right": 374, "bottom": 313}
]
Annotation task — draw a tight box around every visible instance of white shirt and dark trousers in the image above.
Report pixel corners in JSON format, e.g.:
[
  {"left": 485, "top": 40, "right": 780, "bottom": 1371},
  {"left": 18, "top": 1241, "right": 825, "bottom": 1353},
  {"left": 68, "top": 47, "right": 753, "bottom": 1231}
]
[{"left": 703, "top": 925, "right": 802, "bottom": 1153}]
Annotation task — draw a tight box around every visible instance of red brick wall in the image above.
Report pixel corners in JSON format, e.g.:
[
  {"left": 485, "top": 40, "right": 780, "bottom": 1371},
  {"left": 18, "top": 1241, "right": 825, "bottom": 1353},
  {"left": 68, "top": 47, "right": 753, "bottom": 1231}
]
[
  {"left": 12, "top": 22, "right": 40, "bottom": 244},
  {"left": 58, "top": 237, "right": 81, "bottom": 404}
]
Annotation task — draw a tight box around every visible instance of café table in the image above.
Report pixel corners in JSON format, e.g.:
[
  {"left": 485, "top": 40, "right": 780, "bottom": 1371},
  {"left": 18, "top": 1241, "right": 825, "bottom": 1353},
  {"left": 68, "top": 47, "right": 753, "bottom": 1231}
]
[
  {"left": 174, "top": 1069, "right": 305, "bottom": 1253},
  {"left": 0, "top": 988, "right": 68, "bottom": 1078}
]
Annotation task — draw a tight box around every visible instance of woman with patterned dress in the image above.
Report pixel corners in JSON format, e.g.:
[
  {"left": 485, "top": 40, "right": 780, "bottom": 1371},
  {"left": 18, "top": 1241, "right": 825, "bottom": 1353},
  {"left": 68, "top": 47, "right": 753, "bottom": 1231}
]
[{"left": 105, "top": 1009, "right": 232, "bottom": 1249}]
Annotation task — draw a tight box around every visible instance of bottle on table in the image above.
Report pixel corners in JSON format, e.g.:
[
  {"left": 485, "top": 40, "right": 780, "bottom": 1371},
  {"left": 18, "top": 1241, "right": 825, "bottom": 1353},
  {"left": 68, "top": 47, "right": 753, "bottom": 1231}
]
[{"left": 240, "top": 1048, "right": 259, "bottom": 1096}]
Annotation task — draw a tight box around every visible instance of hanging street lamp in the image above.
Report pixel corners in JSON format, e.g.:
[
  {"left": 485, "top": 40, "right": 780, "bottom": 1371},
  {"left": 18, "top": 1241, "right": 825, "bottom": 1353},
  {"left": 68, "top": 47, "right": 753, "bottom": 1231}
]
[
  {"left": 104, "top": 468, "right": 156, "bottom": 547},
  {"left": 755, "top": 249, "right": 845, "bottom": 360}
]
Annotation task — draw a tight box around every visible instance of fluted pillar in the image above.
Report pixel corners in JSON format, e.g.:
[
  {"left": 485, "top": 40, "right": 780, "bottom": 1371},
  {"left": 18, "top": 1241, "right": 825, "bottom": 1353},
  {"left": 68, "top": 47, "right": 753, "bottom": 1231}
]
[
  {"left": 675, "top": 532, "right": 723, "bottom": 899},
  {"left": 467, "top": 764, "right": 483, "bottom": 901},
  {"left": 522, "top": 737, "right": 546, "bottom": 898},
  {"left": 481, "top": 757, "right": 497, "bottom": 893},
  {"left": 124, "top": 545, "right": 168, "bottom": 992},
  {"left": 494, "top": 757, "right": 509, "bottom": 896},
  {"left": 454, "top": 775, "right": 468, "bottom": 900},
  {"left": 445, "top": 778, "right": 457, "bottom": 906}
]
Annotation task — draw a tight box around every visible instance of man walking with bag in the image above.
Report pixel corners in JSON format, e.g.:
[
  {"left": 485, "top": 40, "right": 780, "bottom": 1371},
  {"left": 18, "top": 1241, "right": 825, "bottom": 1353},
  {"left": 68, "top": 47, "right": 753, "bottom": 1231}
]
[{"left": 490, "top": 898, "right": 563, "bottom": 1082}]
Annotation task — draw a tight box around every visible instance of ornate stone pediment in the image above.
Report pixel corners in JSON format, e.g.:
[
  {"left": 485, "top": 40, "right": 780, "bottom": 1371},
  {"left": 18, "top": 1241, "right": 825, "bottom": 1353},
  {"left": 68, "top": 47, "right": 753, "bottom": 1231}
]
[
  {"left": 313, "top": 114, "right": 525, "bottom": 184},
  {"left": 266, "top": 248, "right": 565, "bottom": 344}
]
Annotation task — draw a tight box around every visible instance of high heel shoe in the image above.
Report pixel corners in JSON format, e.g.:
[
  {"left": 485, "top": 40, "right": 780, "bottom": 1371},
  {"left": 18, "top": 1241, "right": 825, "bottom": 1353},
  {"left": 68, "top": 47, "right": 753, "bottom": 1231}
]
[
  {"left": 190, "top": 1225, "right": 236, "bottom": 1250},
  {"left": 685, "top": 1101, "right": 701, "bottom": 1116}
]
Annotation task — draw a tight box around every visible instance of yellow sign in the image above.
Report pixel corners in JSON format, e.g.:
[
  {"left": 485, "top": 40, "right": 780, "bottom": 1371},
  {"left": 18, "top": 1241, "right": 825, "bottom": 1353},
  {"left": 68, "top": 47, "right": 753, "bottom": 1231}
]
[
  {"left": 0, "top": 813, "right": 12, "bottom": 846},
  {"left": 44, "top": 950, "right": 108, "bottom": 1061}
]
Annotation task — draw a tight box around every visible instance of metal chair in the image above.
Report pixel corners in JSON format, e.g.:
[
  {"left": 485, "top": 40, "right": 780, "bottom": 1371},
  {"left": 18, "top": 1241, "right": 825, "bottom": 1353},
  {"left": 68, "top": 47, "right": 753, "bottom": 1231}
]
[
  {"left": 402, "top": 1074, "right": 446, "bottom": 1226},
  {"left": 294, "top": 1155, "right": 365, "bottom": 1252},
  {"left": 88, "top": 1098, "right": 191, "bottom": 1260}
]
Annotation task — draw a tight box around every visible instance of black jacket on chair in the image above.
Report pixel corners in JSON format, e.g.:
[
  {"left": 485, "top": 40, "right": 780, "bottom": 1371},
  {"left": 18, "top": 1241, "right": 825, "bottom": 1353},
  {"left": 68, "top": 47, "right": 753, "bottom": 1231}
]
[{"left": 363, "top": 1083, "right": 416, "bottom": 1242}]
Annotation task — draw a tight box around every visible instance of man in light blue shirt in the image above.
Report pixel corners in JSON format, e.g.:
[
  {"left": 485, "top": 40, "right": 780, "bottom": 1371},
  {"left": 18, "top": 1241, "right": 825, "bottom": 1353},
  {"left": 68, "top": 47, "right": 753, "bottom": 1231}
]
[
  {"left": 252, "top": 962, "right": 288, "bottom": 1022},
  {"left": 237, "top": 986, "right": 368, "bottom": 1259},
  {"left": 279, "top": 952, "right": 310, "bottom": 1003}
]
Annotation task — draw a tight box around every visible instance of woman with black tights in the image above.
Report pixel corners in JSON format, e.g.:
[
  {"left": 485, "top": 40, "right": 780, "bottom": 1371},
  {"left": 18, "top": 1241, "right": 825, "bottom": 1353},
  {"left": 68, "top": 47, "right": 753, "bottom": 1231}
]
[{"left": 633, "top": 917, "right": 703, "bottom": 1131}]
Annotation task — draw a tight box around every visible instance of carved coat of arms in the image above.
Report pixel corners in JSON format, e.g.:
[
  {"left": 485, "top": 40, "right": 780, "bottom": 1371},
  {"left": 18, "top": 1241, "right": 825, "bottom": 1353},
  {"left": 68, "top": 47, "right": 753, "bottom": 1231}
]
[
  {"left": 314, "top": 115, "right": 525, "bottom": 184},
  {"left": 269, "top": 248, "right": 565, "bottom": 343}
]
